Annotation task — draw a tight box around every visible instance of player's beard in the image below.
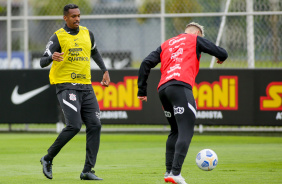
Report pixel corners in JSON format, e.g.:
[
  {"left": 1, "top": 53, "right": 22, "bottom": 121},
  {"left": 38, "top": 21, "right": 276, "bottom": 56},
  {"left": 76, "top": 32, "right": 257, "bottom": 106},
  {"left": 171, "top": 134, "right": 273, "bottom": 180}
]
[{"left": 74, "top": 21, "right": 80, "bottom": 28}]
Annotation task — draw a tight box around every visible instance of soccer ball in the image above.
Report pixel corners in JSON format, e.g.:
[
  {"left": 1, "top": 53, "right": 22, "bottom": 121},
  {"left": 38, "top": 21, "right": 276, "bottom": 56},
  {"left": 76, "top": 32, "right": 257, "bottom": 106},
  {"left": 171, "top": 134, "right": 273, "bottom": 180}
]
[{"left": 196, "top": 149, "right": 218, "bottom": 171}]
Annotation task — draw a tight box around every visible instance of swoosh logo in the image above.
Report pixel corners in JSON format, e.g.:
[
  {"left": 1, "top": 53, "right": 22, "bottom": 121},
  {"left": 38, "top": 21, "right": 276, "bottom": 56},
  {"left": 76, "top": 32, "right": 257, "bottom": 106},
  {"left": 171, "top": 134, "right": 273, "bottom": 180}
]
[{"left": 11, "top": 85, "right": 50, "bottom": 105}]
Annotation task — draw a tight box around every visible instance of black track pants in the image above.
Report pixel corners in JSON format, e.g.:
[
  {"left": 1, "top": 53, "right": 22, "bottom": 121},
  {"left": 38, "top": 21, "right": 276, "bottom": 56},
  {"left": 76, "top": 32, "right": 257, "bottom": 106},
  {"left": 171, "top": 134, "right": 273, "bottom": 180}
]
[
  {"left": 159, "top": 85, "right": 197, "bottom": 175},
  {"left": 47, "top": 89, "right": 101, "bottom": 169}
]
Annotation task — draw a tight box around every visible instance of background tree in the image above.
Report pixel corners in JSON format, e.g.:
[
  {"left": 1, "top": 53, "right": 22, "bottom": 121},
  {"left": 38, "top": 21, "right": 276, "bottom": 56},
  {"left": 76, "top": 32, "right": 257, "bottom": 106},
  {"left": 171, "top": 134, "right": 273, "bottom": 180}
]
[
  {"left": 31, "top": 0, "right": 92, "bottom": 16},
  {"left": 0, "top": 5, "right": 6, "bottom": 16},
  {"left": 138, "top": 0, "right": 202, "bottom": 38}
]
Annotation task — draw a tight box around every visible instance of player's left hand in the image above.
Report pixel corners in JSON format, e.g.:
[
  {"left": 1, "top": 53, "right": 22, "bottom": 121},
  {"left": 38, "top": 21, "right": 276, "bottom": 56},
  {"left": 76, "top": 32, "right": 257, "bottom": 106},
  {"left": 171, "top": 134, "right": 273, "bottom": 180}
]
[
  {"left": 216, "top": 58, "right": 224, "bottom": 64},
  {"left": 101, "top": 71, "right": 110, "bottom": 87}
]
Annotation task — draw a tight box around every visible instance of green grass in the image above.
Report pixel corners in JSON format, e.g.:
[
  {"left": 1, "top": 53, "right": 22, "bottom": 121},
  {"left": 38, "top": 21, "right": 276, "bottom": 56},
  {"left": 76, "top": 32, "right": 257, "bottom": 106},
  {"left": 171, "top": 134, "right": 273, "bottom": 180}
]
[{"left": 0, "top": 133, "right": 282, "bottom": 184}]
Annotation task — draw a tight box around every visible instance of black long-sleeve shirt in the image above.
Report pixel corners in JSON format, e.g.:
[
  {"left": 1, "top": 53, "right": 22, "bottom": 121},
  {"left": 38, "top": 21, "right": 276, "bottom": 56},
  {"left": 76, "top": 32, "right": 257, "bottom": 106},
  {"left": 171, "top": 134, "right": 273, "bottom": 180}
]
[
  {"left": 40, "top": 24, "right": 107, "bottom": 93},
  {"left": 138, "top": 34, "right": 228, "bottom": 96}
]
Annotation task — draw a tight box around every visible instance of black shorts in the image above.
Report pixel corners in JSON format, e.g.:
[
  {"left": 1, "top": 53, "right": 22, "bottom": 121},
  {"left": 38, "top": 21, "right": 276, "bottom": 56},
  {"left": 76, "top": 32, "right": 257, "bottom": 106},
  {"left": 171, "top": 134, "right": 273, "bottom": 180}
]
[
  {"left": 159, "top": 85, "right": 197, "bottom": 122},
  {"left": 57, "top": 89, "right": 101, "bottom": 126}
]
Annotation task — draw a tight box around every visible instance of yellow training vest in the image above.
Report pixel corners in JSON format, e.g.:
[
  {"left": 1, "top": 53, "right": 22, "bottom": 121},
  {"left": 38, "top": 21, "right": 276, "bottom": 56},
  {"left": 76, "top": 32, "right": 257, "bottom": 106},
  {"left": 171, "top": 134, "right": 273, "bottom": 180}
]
[{"left": 49, "top": 26, "right": 91, "bottom": 84}]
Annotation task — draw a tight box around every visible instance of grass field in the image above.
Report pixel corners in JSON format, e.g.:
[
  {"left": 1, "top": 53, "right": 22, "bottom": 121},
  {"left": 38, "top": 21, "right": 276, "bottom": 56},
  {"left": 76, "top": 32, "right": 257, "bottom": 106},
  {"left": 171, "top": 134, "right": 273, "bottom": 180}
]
[{"left": 0, "top": 133, "right": 282, "bottom": 184}]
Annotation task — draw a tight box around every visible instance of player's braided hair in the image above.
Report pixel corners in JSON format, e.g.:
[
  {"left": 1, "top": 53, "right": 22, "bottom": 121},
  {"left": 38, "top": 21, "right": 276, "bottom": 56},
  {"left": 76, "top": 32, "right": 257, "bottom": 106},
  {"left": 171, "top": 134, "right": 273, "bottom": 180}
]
[
  {"left": 64, "top": 4, "right": 79, "bottom": 16},
  {"left": 185, "top": 22, "right": 205, "bottom": 37}
]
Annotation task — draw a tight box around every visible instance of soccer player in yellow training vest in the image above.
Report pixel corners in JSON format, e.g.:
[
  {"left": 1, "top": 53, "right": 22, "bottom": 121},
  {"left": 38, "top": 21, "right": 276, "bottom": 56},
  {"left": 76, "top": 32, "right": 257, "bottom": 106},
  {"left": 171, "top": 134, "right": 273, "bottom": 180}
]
[{"left": 39, "top": 4, "right": 110, "bottom": 180}]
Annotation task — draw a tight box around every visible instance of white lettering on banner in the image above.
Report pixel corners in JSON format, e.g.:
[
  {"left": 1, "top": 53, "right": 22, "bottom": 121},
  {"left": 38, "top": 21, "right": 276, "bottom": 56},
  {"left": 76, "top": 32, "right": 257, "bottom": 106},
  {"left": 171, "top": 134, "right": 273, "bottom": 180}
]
[
  {"left": 174, "top": 106, "right": 185, "bottom": 115},
  {"left": 167, "top": 64, "right": 181, "bottom": 73},
  {"left": 276, "top": 112, "right": 282, "bottom": 120},
  {"left": 196, "top": 111, "right": 223, "bottom": 119},
  {"left": 171, "top": 48, "right": 183, "bottom": 60},
  {"left": 169, "top": 37, "right": 186, "bottom": 46},
  {"left": 0, "top": 58, "right": 23, "bottom": 69},
  {"left": 96, "top": 112, "right": 100, "bottom": 119},
  {"left": 100, "top": 111, "right": 128, "bottom": 119}
]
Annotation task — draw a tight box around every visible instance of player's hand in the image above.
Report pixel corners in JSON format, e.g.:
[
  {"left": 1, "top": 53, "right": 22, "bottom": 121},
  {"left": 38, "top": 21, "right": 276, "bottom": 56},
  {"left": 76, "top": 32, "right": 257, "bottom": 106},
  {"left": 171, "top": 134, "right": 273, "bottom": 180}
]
[
  {"left": 216, "top": 58, "right": 224, "bottom": 64},
  {"left": 101, "top": 71, "right": 110, "bottom": 87},
  {"left": 52, "top": 52, "right": 64, "bottom": 62},
  {"left": 138, "top": 96, "right": 147, "bottom": 102}
]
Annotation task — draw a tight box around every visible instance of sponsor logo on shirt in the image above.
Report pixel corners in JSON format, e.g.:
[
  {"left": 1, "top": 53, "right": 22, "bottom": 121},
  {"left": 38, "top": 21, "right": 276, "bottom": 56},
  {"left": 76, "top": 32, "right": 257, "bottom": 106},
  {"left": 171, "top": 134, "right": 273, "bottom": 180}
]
[
  {"left": 169, "top": 37, "right": 186, "bottom": 46},
  {"left": 71, "top": 72, "right": 86, "bottom": 79}
]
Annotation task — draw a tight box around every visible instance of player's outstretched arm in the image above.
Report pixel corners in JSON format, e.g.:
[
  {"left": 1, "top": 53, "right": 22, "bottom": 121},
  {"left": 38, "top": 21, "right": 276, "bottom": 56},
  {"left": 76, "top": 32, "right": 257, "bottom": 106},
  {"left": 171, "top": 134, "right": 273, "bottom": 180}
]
[{"left": 197, "top": 36, "right": 228, "bottom": 62}]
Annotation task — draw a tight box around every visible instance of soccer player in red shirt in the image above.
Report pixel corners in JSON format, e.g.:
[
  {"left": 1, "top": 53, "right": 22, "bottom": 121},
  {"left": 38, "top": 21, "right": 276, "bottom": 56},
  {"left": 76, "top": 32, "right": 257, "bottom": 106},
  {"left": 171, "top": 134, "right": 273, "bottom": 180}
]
[{"left": 138, "top": 22, "right": 228, "bottom": 184}]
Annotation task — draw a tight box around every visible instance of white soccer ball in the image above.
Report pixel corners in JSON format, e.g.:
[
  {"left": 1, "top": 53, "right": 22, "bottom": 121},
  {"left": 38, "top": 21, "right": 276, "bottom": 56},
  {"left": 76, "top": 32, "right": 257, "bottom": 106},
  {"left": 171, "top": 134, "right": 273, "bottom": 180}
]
[{"left": 196, "top": 149, "right": 218, "bottom": 171}]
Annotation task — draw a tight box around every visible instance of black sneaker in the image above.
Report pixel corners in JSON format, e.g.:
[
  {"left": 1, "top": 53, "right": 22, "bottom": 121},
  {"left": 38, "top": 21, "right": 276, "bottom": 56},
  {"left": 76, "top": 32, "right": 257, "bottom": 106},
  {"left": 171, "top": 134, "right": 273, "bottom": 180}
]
[
  {"left": 80, "top": 170, "right": 103, "bottom": 180},
  {"left": 40, "top": 157, "right": 53, "bottom": 179}
]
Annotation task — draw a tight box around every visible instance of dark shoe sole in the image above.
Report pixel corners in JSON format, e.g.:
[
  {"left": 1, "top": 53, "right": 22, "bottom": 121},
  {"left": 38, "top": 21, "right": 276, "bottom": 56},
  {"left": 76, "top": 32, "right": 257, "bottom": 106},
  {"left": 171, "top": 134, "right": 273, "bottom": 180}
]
[
  {"left": 80, "top": 173, "right": 103, "bottom": 180},
  {"left": 80, "top": 178, "right": 103, "bottom": 180}
]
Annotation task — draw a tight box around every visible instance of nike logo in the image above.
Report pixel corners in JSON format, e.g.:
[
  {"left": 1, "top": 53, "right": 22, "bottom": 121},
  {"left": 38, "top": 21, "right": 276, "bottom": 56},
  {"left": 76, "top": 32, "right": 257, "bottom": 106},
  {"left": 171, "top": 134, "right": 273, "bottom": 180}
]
[
  {"left": 11, "top": 85, "right": 50, "bottom": 105},
  {"left": 113, "top": 58, "right": 130, "bottom": 69},
  {"left": 74, "top": 38, "right": 78, "bottom": 41}
]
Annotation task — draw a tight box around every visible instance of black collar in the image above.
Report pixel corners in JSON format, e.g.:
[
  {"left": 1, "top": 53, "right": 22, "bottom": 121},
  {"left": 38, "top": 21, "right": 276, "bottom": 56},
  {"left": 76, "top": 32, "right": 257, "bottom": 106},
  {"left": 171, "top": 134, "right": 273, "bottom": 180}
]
[{"left": 63, "top": 24, "right": 79, "bottom": 35}]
